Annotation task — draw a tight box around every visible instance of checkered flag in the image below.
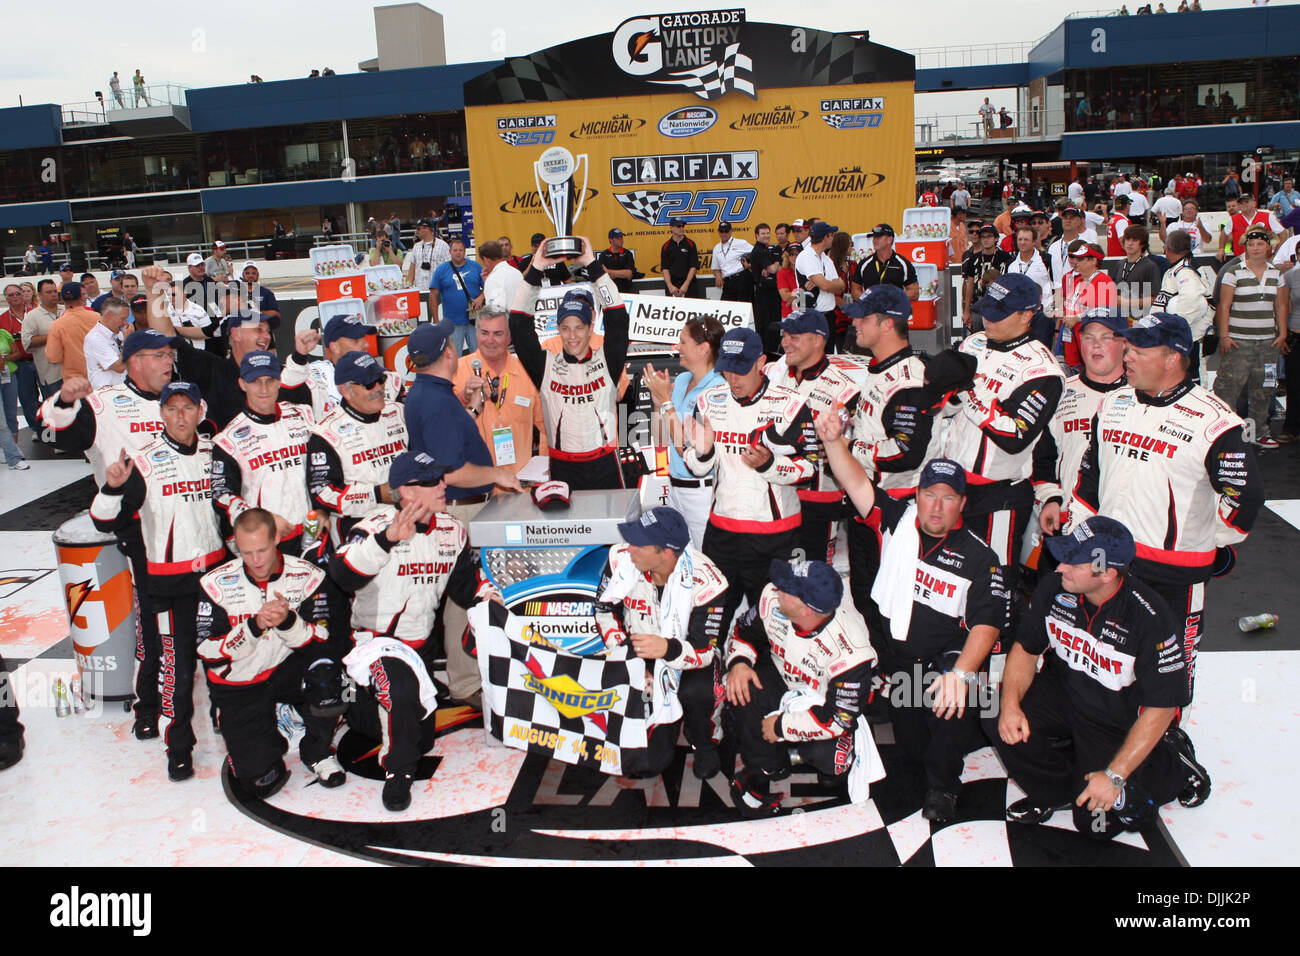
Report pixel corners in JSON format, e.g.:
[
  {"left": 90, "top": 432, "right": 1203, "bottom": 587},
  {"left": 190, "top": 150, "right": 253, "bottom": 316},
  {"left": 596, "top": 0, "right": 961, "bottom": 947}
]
[
  {"left": 470, "top": 603, "right": 652, "bottom": 776},
  {"left": 650, "top": 43, "right": 757, "bottom": 100},
  {"left": 822, "top": 113, "right": 846, "bottom": 130},
  {"left": 498, "top": 131, "right": 521, "bottom": 146},
  {"left": 614, "top": 190, "right": 665, "bottom": 227}
]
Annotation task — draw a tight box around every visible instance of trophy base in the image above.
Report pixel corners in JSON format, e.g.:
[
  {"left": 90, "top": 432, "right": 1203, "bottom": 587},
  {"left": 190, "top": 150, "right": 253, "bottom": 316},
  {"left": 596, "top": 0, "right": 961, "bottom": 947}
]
[{"left": 544, "top": 236, "right": 583, "bottom": 259}]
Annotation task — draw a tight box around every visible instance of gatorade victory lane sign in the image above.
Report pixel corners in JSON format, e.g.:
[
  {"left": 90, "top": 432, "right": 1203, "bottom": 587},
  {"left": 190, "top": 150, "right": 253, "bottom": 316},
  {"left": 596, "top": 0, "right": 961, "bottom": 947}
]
[{"left": 464, "top": 14, "right": 915, "bottom": 267}]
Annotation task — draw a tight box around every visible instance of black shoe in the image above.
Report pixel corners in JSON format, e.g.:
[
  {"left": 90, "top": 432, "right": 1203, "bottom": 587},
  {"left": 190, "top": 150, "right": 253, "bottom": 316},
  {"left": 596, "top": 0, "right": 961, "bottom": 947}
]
[
  {"left": 382, "top": 772, "right": 413, "bottom": 812},
  {"left": 1173, "top": 736, "right": 1211, "bottom": 808},
  {"left": 730, "top": 772, "right": 781, "bottom": 819},
  {"left": 0, "top": 736, "right": 24, "bottom": 771},
  {"left": 922, "top": 788, "right": 959, "bottom": 824},
  {"left": 311, "top": 755, "right": 346, "bottom": 788},
  {"left": 247, "top": 764, "right": 291, "bottom": 800},
  {"left": 1163, "top": 724, "right": 1194, "bottom": 761},
  {"left": 132, "top": 716, "right": 159, "bottom": 740},
  {"left": 692, "top": 746, "right": 721, "bottom": 780},
  {"left": 167, "top": 752, "right": 194, "bottom": 782},
  {"left": 1006, "top": 797, "right": 1066, "bottom": 824}
]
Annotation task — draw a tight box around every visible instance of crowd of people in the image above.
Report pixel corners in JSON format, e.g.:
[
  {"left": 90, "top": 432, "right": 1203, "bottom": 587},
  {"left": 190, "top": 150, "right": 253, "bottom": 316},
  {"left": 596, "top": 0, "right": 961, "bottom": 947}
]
[{"left": 0, "top": 205, "right": 1273, "bottom": 838}]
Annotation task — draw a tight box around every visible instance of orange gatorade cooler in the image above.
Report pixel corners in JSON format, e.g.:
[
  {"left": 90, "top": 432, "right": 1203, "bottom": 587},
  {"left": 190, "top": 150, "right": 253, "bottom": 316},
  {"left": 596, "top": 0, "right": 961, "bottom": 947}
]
[{"left": 53, "top": 512, "right": 137, "bottom": 704}]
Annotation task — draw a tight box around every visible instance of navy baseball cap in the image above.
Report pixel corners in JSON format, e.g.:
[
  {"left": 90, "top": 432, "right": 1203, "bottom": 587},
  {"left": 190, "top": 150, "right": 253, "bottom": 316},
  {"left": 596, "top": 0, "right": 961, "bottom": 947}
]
[
  {"left": 556, "top": 289, "right": 595, "bottom": 326},
  {"left": 59, "top": 281, "right": 82, "bottom": 301},
  {"left": 608, "top": 227, "right": 624, "bottom": 238},
  {"left": 1044, "top": 515, "right": 1136, "bottom": 570},
  {"left": 1119, "top": 311, "right": 1192, "bottom": 355},
  {"left": 225, "top": 309, "right": 266, "bottom": 330},
  {"left": 323, "top": 314, "right": 377, "bottom": 346},
  {"left": 975, "top": 273, "right": 1042, "bottom": 322},
  {"left": 780, "top": 309, "right": 830, "bottom": 338},
  {"left": 1061, "top": 205, "right": 1084, "bottom": 219},
  {"left": 333, "top": 350, "right": 385, "bottom": 387},
  {"left": 668, "top": 217, "right": 686, "bottom": 227},
  {"left": 388, "top": 451, "right": 448, "bottom": 490},
  {"left": 617, "top": 506, "right": 690, "bottom": 551},
  {"left": 716, "top": 327, "right": 764, "bottom": 374},
  {"left": 844, "top": 284, "right": 911, "bottom": 320},
  {"left": 870, "top": 223, "right": 895, "bottom": 238},
  {"left": 1077, "top": 307, "right": 1127, "bottom": 335},
  {"left": 770, "top": 559, "right": 843, "bottom": 615},
  {"left": 59, "top": 263, "right": 73, "bottom": 273},
  {"left": 1010, "top": 207, "right": 1033, "bottom": 220},
  {"left": 159, "top": 381, "right": 202, "bottom": 406},
  {"left": 718, "top": 221, "right": 732, "bottom": 232},
  {"left": 414, "top": 218, "right": 435, "bottom": 230},
  {"left": 407, "top": 320, "right": 455, "bottom": 362},
  {"left": 918, "top": 457, "right": 967, "bottom": 494},
  {"left": 129, "top": 293, "right": 148, "bottom": 312},
  {"left": 121, "top": 328, "right": 178, "bottom": 361},
  {"left": 238, "top": 350, "right": 281, "bottom": 382},
  {"left": 809, "top": 222, "right": 838, "bottom": 241},
  {"left": 110, "top": 269, "right": 126, "bottom": 280},
  {"left": 978, "top": 223, "right": 998, "bottom": 235}
]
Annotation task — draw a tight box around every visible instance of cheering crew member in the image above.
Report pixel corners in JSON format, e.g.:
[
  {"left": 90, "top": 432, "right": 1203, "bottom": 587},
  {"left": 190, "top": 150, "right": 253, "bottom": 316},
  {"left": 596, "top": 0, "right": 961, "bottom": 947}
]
[
  {"left": 725, "top": 559, "right": 876, "bottom": 818},
  {"left": 90, "top": 382, "right": 226, "bottom": 782},
  {"left": 306, "top": 351, "right": 408, "bottom": 545},
  {"left": 282, "top": 315, "right": 405, "bottom": 421},
  {"left": 211, "top": 351, "right": 314, "bottom": 553},
  {"left": 509, "top": 236, "right": 630, "bottom": 490},
  {"left": 763, "top": 309, "right": 860, "bottom": 563},
  {"left": 661, "top": 217, "right": 701, "bottom": 299},
  {"left": 141, "top": 265, "right": 274, "bottom": 430},
  {"left": 329, "top": 452, "right": 493, "bottom": 812},
  {"left": 682, "top": 327, "right": 817, "bottom": 626},
  {"left": 197, "top": 508, "right": 348, "bottom": 798},
  {"left": 935, "top": 273, "right": 1064, "bottom": 620},
  {"left": 1074, "top": 312, "right": 1263, "bottom": 705},
  {"left": 594, "top": 507, "right": 729, "bottom": 779},
  {"left": 597, "top": 228, "right": 639, "bottom": 296},
  {"left": 840, "top": 286, "right": 945, "bottom": 645},
  {"left": 38, "top": 328, "right": 176, "bottom": 741},
  {"left": 821, "top": 436, "right": 1007, "bottom": 824},
  {"left": 961, "top": 224, "right": 1012, "bottom": 328},
  {"left": 1033, "top": 309, "right": 1128, "bottom": 536},
  {"left": 748, "top": 222, "right": 783, "bottom": 351},
  {"left": 987, "top": 517, "right": 1208, "bottom": 838}
]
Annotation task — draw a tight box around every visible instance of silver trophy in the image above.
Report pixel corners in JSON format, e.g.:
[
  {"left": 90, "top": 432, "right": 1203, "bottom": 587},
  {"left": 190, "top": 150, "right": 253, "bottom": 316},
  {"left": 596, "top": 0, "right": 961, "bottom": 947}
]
[{"left": 533, "top": 146, "right": 589, "bottom": 259}]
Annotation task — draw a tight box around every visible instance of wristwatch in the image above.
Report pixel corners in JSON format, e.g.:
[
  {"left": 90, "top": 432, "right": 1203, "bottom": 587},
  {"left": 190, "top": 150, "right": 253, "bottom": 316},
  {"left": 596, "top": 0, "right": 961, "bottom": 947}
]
[
  {"left": 949, "top": 668, "right": 978, "bottom": 685},
  {"left": 1104, "top": 767, "right": 1127, "bottom": 790}
]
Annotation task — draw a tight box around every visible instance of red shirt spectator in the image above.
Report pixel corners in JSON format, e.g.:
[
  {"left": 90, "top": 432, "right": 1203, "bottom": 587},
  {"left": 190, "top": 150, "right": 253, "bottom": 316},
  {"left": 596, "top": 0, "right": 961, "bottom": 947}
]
[
  {"left": 1106, "top": 210, "right": 1131, "bottom": 257},
  {"left": 1060, "top": 263, "right": 1118, "bottom": 367}
]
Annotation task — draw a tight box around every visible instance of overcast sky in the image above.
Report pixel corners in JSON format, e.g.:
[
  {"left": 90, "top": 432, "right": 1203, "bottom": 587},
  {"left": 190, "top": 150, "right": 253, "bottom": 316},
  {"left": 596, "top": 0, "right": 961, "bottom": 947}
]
[{"left": 0, "top": 2, "right": 1246, "bottom": 120}]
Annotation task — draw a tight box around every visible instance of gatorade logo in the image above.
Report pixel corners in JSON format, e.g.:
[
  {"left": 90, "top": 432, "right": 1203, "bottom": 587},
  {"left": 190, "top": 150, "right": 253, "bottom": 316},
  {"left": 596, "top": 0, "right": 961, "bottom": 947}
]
[
  {"left": 395, "top": 295, "right": 408, "bottom": 311},
  {"left": 339, "top": 279, "right": 353, "bottom": 296},
  {"left": 911, "top": 247, "right": 927, "bottom": 263}
]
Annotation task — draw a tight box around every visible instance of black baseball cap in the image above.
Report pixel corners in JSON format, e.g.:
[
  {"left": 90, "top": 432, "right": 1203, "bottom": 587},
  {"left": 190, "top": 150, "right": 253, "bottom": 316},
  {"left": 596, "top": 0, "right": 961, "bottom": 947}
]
[
  {"left": 870, "top": 223, "right": 896, "bottom": 238},
  {"left": 334, "top": 350, "right": 385, "bottom": 387},
  {"left": 769, "top": 559, "right": 842, "bottom": 614},
  {"left": 718, "top": 221, "right": 732, "bottom": 232},
  {"left": 1044, "top": 515, "right": 1136, "bottom": 570},
  {"left": 668, "top": 217, "right": 686, "bottom": 227},
  {"left": 59, "top": 281, "right": 82, "bottom": 301},
  {"left": 388, "top": 451, "right": 448, "bottom": 490},
  {"left": 608, "top": 227, "right": 624, "bottom": 238},
  {"left": 617, "top": 506, "right": 690, "bottom": 551},
  {"left": 918, "top": 457, "right": 967, "bottom": 494}
]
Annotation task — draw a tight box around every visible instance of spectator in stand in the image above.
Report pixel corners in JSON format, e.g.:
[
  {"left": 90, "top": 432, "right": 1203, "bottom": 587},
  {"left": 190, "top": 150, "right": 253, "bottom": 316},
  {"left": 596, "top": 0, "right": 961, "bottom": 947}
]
[
  {"left": 39, "top": 245, "right": 54, "bottom": 273},
  {"left": 109, "top": 72, "right": 126, "bottom": 108},
  {"left": 321, "top": 218, "right": 334, "bottom": 241},
  {"left": 1110, "top": 225, "right": 1161, "bottom": 320},
  {"left": 1222, "top": 169, "right": 1243, "bottom": 203},
  {"left": 386, "top": 213, "right": 405, "bottom": 254},
  {"left": 22, "top": 246, "right": 37, "bottom": 274},
  {"left": 1268, "top": 178, "right": 1299, "bottom": 220},
  {"left": 204, "top": 242, "right": 233, "bottom": 282},
  {"left": 132, "top": 70, "right": 149, "bottom": 106},
  {"left": 999, "top": 106, "right": 1014, "bottom": 129},
  {"left": 950, "top": 182, "right": 971, "bottom": 212},
  {"left": 979, "top": 98, "right": 996, "bottom": 135}
]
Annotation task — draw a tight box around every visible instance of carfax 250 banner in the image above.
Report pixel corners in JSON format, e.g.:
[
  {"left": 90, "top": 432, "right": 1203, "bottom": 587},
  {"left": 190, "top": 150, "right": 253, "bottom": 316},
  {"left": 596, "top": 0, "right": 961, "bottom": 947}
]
[{"left": 466, "top": 82, "right": 912, "bottom": 273}]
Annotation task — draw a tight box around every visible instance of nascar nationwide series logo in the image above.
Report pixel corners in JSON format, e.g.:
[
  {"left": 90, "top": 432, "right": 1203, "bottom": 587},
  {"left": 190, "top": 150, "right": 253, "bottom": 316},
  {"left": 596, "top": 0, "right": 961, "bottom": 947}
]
[
  {"left": 729, "top": 105, "right": 808, "bottom": 131},
  {"left": 611, "top": 10, "right": 756, "bottom": 100},
  {"left": 612, "top": 150, "right": 757, "bottom": 226},
  {"left": 778, "top": 165, "right": 887, "bottom": 199},
  {"left": 498, "top": 114, "right": 557, "bottom": 147},
  {"left": 568, "top": 114, "right": 647, "bottom": 141},
  {"left": 658, "top": 106, "right": 717, "bottom": 138},
  {"left": 820, "top": 97, "right": 885, "bottom": 130}
]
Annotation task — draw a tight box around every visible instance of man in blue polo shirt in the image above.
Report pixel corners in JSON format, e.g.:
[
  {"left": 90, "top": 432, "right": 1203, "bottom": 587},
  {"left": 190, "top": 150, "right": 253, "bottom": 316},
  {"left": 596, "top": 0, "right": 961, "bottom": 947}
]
[
  {"left": 429, "top": 239, "right": 484, "bottom": 357},
  {"left": 404, "top": 319, "right": 523, "bottom": 706}
]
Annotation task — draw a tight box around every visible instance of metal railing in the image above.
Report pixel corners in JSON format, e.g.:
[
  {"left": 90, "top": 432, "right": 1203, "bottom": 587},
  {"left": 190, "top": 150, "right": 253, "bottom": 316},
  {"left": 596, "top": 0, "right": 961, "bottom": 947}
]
[
  {"left": 62, "top": 83, "right": 189, "bottom": 126},
  {"left": 915, "top": 109, "right": 1067, "bottom": 147},
  {"left": 913, "top": 42, "right": 1038, "bottom": 70}
]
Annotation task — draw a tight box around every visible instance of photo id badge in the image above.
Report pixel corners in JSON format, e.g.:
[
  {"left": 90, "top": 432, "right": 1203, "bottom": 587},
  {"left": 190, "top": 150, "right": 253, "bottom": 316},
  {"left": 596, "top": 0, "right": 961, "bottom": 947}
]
[
  {"left": 1264, "top": 363, "right": 1278, "bottom": 389},
  {"left": 492, "top": 426, "right": 516, "bottom": 466}
]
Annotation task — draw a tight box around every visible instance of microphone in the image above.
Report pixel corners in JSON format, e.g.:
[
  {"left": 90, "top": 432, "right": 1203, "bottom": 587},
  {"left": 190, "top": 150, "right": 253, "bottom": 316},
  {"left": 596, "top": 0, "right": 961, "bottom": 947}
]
[{"left": 472, "top": 359, "right": 482, "bottom": 376}]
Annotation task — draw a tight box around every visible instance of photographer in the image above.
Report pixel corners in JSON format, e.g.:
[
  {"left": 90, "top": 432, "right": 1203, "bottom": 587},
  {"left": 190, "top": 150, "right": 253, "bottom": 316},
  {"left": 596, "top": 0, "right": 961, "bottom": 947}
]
[{"left": 368, "top": 232, "right": 404, "bottom": 268}]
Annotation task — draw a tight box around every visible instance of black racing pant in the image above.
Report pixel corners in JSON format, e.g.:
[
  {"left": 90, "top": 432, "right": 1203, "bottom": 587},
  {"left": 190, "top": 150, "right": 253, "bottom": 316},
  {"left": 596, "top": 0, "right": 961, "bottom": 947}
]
[
  {"left": 206, "top": 648, "right": 340, "bottom": 784},
  {"left": 731, "top": 659, "right": 854, "bottom": 781},
  {"left": 154, "top": 590, "right": 200, "bottom": 758},
  {"left": 0, "top": 653, "right": 22, "bottom": 746},
  {"left": 983, "top": 664, "right": 1186, "bottom": 841},
  {"left": 962, "top": 480, "right": 1034, "bottom": 634},
  {"left": 1132, "top": 574, "right": 1205, "bottom": 704},
  {"left": 845, "top": 512, "right": 888, "bottom": 655},
  {"left": 753, "top": 287, "right": 782, "bottom": 357},
  {"left": 345, "top": 654, "right": 437, "bottom": 777},
  {"left": 887, "top": 654, "right": 985, "bottom": 792},
  {"left": 720, "top": 273, "right": 752, "bottom": 303},
  {"left": 121, "top": 535, "right": 162, "bottom": 720},
  {"left": 794, "top": 497, "right": 843, "bottom": 566},
  {"left": 633, "top": 666, "right": 720, "bottom": 776},
  {"left": 549, "top": 451, "right": 625, "bottom": 491},
  {"left": 702, "top": 522, "right": 794, "bottom": 628}
]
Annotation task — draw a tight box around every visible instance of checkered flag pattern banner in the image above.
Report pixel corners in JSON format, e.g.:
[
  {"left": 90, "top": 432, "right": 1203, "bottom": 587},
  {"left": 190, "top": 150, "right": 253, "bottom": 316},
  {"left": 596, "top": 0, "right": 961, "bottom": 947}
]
[
  {"left": 613, "top": 190, "right": 666, "bottom": 226},
  {"left": 650, "top": 43, "right": 757, "bottom": 100},
  {"left": 471, "top": 603, "right": 650, "bottom": 776},
  {"left": 821, "top": 113, "right": 847, "bottom": 130},
  {"left": 498, "top": 131, "right": 522, "bottom": 146}
]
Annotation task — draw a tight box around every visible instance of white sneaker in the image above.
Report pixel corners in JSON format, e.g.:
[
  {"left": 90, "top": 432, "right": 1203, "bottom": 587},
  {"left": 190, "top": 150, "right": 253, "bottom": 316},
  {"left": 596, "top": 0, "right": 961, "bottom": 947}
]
[
  {"left": 8, "top": 461, "right": 30, "bottom": 471},
  {"left": 311, "top": 755, "right": 346, "bottom": 788}
]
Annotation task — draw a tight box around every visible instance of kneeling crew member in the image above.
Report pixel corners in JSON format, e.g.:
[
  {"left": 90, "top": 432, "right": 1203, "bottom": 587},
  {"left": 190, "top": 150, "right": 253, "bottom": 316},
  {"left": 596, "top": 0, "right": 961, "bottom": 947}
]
[
  {"left": 197, "top": 508, "right": 347, "bottom": 798},
  {"left": 726, "top": 559, "right": 876, "bottom": 817},
  {"left": 595, "top": 506, "right": 729, "bottom": 779},
  {"left": 987, "top": 516, "right": 1209, "bottom": 839},
  {"left": 823, "top": 418, "right": 1007, "bottom": 823},
  {"left": 329, "top": 452, "right": 490, "bottom": 812}
]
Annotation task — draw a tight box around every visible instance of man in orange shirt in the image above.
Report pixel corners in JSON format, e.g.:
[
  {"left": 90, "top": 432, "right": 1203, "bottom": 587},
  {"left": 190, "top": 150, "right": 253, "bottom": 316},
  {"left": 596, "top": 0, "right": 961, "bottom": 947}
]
[
  {"left": 44, "top": 282, "right": 102, "bottom": 380},
  {"left": 452, "top": 308, "right": 547, "bottom": 479}
]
